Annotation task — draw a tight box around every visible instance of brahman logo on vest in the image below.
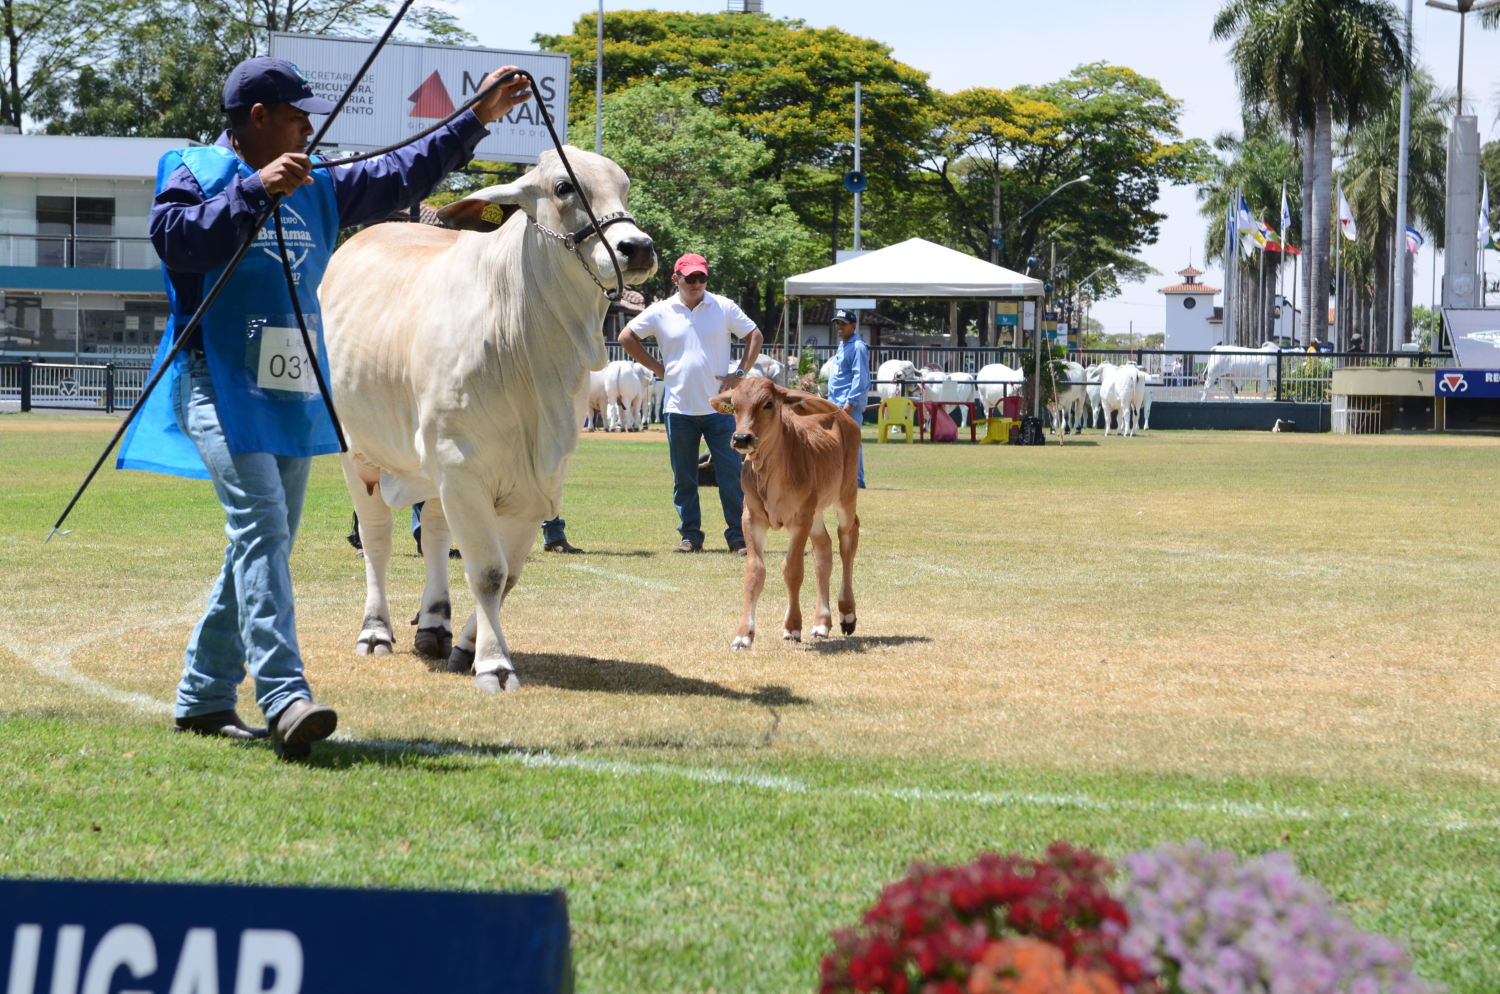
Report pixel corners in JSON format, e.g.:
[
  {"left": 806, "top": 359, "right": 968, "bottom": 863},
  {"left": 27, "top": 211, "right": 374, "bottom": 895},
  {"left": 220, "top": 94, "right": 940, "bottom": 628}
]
[
  {"left": 255, "top": 205, "right": 312, "bottom": 278},
  {"left": 408, "top": 71, "right": 455, "bottom": 118}
]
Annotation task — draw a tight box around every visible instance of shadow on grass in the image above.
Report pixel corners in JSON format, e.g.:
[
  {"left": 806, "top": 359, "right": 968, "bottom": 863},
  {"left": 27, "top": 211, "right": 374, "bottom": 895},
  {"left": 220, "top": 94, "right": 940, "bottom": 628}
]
[
  {"left": 805, "top": 634, "right": 932, "bottom": 654},
  {"left": 518, "top": 652, "right": 807, "bottom": 706}
]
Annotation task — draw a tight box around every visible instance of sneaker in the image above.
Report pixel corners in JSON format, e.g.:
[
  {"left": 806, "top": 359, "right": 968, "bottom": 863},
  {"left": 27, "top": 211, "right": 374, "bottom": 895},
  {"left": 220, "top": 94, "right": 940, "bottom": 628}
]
[
  {"left": 543, "top": 539, "right": 584, "bottom": 554},
  {"left": 675, "top": 539, "right": 703, "bottom": 553}
]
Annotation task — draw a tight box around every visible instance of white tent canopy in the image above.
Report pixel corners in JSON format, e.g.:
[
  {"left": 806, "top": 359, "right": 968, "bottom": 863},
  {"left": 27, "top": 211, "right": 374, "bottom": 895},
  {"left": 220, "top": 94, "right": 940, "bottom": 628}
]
[{"left": 783, "top": 237, "right": 1043, "bottom": 299}]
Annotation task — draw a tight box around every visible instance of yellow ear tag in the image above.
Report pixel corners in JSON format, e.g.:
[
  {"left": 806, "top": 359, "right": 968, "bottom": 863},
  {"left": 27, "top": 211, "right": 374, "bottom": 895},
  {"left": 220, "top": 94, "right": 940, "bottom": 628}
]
[{"left": 480, "top": 203, "right": 505, "bottom": 226}]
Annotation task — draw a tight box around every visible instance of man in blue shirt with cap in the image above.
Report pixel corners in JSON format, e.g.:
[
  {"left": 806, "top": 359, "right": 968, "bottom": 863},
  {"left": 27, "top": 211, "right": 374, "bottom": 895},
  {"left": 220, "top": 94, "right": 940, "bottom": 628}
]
[
  {"left": 117, "top": 56, "right": 531, "bottom": 759},
  {"left": 825, "top": 309, "right": 871, "bottom": 488}
]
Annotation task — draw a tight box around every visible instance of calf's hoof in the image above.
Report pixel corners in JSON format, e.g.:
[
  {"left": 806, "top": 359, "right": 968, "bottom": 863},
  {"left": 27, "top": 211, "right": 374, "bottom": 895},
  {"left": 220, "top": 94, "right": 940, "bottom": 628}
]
[
  {"left": 841, "top": 613, "right": 858, "bottom": 635},
  {"left": 783, "top": 629, "right": 801, "bottom": 643},
  {"left": 447, "top": 645, "right": 475, "bottom": 674},
  {"left": 355, "top": 632, "right": 393, "bottom": 656},
  {"left": 810, "top": 625, "right": 830, "bottom": 639},
  {"left": 731, "top": 635, "right": 753, "bottom": 651},
  {"left": 414, "top": 626, "right": 452, "bottom": 659},
  {"left": 474, "top": 669, "right": 521, "bottom": 693}
]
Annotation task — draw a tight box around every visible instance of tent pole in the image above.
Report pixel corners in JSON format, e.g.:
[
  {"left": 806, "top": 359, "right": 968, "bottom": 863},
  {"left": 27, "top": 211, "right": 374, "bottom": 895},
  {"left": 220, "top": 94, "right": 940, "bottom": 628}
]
[{"left": 796, "top": 300, "right": 804, "bottom": 361}]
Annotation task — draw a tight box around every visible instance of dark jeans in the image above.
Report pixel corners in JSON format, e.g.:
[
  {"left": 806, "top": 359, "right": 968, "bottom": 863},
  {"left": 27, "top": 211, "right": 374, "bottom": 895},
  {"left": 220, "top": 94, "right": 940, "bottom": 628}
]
[{"left": 665, "top": 411, "right": 744, "bottom": 548}]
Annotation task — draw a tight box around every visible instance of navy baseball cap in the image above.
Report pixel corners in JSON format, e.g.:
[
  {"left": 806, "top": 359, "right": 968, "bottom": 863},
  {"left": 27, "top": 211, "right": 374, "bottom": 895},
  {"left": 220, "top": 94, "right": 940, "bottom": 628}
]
[
  {"left": 222, "top": 57, "right": 337, "bottom": 113},
  {"left": 832, "top": 309, "right": 858, "bottom": 324}
]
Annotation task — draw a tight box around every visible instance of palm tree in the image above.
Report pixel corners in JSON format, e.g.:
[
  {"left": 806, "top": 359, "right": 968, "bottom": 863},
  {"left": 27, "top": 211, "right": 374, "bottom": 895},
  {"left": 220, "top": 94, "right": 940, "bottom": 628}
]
[
  {"left": 1214, "top": 0, "right": 1407, "bottom": 347},
  {"left": 1341, "top": 69, "right": 1450, "bottom": 350},
  {"left": 1198, "top": 122, "right": 1300, "bottom": 345}
]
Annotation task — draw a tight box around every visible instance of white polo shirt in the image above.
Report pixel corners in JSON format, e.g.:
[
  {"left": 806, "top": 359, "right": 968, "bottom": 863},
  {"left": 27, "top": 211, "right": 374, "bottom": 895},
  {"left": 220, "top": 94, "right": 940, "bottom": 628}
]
[{"left": 628, "top": 291, "right": 758, "bottom": 415}]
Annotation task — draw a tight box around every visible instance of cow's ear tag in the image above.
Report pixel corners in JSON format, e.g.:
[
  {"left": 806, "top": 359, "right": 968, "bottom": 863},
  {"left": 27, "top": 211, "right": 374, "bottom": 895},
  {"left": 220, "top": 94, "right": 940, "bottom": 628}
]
[{"left": 481, "top": 203, "right": 506, "bottom": 226}]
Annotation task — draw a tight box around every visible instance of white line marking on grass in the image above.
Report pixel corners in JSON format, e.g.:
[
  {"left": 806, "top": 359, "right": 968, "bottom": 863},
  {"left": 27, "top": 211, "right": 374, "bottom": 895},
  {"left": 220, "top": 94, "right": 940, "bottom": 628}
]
[
  {"left": 14, "top": 614, "right": 1500, "bottom": 836},
  {"left": 563, "top": 563, "right": 682, "bottom": 592}
]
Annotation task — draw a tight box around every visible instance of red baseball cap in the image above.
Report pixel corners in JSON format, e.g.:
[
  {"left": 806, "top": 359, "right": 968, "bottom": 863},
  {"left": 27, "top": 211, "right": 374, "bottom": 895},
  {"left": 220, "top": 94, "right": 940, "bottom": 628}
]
[{"left": 673, "top": 253, "right": 709, "bottom": 277}]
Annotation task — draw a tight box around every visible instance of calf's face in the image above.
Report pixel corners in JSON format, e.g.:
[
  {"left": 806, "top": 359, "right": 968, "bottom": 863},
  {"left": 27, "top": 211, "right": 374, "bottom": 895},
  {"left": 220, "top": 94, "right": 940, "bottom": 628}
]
[{"left": 712, "top": 378, "right": 782, "bottom": 457}]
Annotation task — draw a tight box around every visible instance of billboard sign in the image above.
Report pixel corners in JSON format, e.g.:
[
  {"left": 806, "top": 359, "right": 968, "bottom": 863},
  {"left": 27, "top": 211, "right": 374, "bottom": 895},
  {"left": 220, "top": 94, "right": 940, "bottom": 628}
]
[
  {"left": 1, "top": 878, "right": 571, "bottom": 993},
  {"left": 1434, "top": 369, "right": 1500, "bottom": 399},
  {"left": 1441, "top": 308, "right": 1500, "bottom": 368},
  {"left": 269, "top": 33, "right": 569, "bottom": 164}
]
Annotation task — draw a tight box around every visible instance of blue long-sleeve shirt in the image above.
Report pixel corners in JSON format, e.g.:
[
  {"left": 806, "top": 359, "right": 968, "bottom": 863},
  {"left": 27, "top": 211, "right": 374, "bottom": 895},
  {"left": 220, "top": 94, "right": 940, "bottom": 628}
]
[
  {"left": 150, "top": 110, "right": 490, "bottom": 317},
  {"left": 827, "top": 333, "right": 872, "bottom": 412}
]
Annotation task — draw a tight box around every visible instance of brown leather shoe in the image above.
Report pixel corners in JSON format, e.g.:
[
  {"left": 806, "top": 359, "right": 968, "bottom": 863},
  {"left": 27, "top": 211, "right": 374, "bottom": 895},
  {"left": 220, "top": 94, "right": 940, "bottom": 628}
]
[
  {"left": 674, "top": 539, "right": 702, "bottom": 553},
  {"left": 543, "top": 539, "right": 584, "bottom": 554},
  {"left": 269, "top": 699, "right": 338, "bottom": 761},
  {"left": 174, "top": 710, "right": 267, "bottom": 741}
]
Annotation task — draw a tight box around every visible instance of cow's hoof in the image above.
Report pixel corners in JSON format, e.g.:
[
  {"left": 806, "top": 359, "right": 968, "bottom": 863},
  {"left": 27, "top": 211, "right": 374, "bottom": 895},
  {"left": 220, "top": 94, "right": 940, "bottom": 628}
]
[
  {"left": 355, "top": 633, "right": 393, "bottom": 656},
  {"left": 810, "top": 625, "right": 830, "bottom": 639},
  {"left": 413, "top": 626, "right": 452, "bottom": 659},
  {"left": 841, "top": 614, "right": 858, "bottom": 636},
  {"left": 474, "top": 669, "right": 520, "bottom": 693},
  {"left": 447, "top": 645, "right": 475, "bottom": 674},
  {"left": 783, "top": 630, "right": 801, "bottom": 643},
  {"left": 731, "top": 636, "right": 753, "bottom": 651}
]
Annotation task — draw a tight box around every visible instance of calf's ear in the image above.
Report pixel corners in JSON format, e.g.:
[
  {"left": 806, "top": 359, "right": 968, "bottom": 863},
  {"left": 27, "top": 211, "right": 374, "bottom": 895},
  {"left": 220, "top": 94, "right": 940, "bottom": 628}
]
[{"left": 709, "top": 392, "right": 735, "bottom": 415}]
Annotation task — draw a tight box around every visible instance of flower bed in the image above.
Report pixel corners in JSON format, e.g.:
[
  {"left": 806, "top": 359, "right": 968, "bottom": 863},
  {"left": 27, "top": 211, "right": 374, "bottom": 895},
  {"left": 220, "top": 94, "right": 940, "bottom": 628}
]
[{"left": 819, "top": 842, "right": 1434, "bottom": 994}]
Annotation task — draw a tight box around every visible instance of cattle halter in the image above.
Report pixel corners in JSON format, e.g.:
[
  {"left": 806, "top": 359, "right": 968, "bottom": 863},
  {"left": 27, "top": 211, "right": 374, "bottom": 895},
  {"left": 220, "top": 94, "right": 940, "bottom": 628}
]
[{"left": 529, "top": 210, "right": 639, "bottom": 297}]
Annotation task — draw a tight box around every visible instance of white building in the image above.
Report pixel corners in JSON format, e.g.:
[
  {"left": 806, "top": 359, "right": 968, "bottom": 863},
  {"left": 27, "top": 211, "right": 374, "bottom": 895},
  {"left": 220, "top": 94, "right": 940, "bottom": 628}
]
[
  {"left": 1, "top": 133, "right": 193, "bottom": 362},
  {"left": 1158, "top": 266, "right": 1221, "bottom": 352}
]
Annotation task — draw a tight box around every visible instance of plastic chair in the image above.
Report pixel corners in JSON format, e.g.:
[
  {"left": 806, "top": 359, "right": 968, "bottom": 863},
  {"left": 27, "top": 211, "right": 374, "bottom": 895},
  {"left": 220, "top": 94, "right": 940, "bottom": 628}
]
[
  {"left": 877, "top": 397, "right": 916, "bottom": 443},
  {"left": 978, "top": 417, "right": 1015, "bottom": 445}
]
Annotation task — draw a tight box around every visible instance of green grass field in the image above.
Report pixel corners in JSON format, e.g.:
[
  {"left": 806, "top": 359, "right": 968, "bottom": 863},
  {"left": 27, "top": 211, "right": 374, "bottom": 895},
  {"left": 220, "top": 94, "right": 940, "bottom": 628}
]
[{"left": 3, "top": 414, "right": 1499, "bottom": 992}]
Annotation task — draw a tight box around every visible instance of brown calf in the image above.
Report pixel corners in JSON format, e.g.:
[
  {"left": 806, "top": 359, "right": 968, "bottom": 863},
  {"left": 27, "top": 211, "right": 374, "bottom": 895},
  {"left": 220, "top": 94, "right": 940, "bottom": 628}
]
[{"left": 711, "top": 377, "right": 861, "bottom": 650}]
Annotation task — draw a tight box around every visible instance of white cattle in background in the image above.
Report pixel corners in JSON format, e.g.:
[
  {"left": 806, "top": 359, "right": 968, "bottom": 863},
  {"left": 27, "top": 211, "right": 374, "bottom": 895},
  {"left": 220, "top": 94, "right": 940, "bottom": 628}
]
[
  {"left": 645, "top": 374, "right": 665, "bottom": 426},
  {"left": 1140, "top": 371, "right": 1162, "bottom": 431},
  {"left": 1101, "top": 363, "right": 1148, "bottom": 437},
  {"left": 975, "top": 362, "right": 1023, "bottom": 414},
  {"left": 321, "top": 146, "right": 656, "bottom": 692},
  {"left": 875, "top": 359, "right": 920, "bottom": 400},
  {"left": 918, "top": 367, "right": 977, "bottom": 427},
  {"left": 1047, "top": 360, "right": 1087, "bottom": 434},
  {"left": 603, "top": 359, "right": 653, "bottom": 431},
  {"left": 730, "top": 354, "right": 784, "bottom": 384},
  {"left": 1085, "top": 363, "right": 1113, "bottom": 429},
  {"left": 1200, "top": 342, "right": 1280, "bottom": 400},
  {"left": 584, "top": 368, "right": 610, "bottom": 431}
]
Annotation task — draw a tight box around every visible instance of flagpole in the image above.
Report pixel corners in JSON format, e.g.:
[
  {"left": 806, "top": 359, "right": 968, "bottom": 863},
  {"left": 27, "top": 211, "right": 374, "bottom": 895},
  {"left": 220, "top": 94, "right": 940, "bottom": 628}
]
[
  {"left": 1391, "top": 0, "right": 1413, "bottom": 347},
  {"left": 1334, "top": 223, "right": 1342, "bottom": 348},
  {"left": 1224, "top": 194, "right": 1236, "bottom": 346}
]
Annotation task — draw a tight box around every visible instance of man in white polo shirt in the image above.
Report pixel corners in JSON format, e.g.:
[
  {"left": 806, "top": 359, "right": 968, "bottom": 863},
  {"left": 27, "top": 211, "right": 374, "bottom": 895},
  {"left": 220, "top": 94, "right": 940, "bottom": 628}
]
[{"left": 619, "top": 252, "right": 763, "bottom": 554}]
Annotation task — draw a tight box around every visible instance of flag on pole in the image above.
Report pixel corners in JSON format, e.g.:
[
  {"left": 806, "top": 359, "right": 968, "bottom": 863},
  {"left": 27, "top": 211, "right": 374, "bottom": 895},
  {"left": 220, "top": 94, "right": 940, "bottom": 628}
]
[
  {"left": 1480, "top": 177, "right": 1490, "bottom": 252},
  {"left": 1337, "top": 186, "right": 1357, "bottom": 242},
  {"left": 1280, "top": 183, "right": 1293, "bottom": 250},
  {"left": 1405, "top": 226, "right": 1424, "bottom": 253},
  {"left": 1237, "top": 195, "right": 1263, "bottom": 255}
]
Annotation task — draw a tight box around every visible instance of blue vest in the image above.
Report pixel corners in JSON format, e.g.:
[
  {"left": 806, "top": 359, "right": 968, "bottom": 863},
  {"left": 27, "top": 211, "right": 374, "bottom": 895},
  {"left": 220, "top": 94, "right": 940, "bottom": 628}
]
[{"left": 117, "top": 145, "right": 341, "bottom": 478}]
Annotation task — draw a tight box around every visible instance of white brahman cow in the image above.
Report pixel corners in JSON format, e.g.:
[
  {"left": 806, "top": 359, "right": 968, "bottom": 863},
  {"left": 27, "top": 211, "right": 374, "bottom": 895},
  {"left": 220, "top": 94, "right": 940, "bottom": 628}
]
[
  {"left": 603, "top": 358, "right": 652, "bottom": 431},
  {"left": 975, "top": 362, "right": 1023, "bottom": 415},
  {"left": 1100, "top": 363, "right": 1148, "bottom": 437},
  {"left": 321, "top": 146, "right": 657, "bottom": 692},
  {"left": 817, "top": 356, "right": 839, "bottom": 396},
  {"left": 1047, "top": 360, "right": 1087, "bottom": 434},
  {"left": 734, "top": 354, "right": 784, "bottom": 384},
  {"left": 1200, "top": 342, "right": 1280, "bottom": 400},
  {"left": 1085, "top": 362, "right": 1112, "bottom": 429},
  {"left": 875, "top": 359, "right": 920, "bottom": 400},
  {"left": 583, "top": 367, "right": 609, "bottom": 431},
  {"left": 918, "top": 367, "right": 978, "bottom": 427}
]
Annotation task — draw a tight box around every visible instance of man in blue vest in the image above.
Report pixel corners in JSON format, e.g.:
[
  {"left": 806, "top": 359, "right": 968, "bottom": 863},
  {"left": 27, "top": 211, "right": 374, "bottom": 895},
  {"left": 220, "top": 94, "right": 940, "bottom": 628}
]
[
  {"left": 825, "top": 309, "right": 871, "bottom": 488},
  {"left": 117, "top": 57, "right": 531, "bottom": 760}
]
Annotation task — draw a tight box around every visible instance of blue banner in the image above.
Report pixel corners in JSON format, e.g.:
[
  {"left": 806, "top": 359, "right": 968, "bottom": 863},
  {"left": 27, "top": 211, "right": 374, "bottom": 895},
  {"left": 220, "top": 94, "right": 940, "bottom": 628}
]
[
  {"left": 1, "top": 878, "right": 570, "bottom": 993},
  {"left": 1434, "top": 369, "right": 1500, "bottom": 399}
]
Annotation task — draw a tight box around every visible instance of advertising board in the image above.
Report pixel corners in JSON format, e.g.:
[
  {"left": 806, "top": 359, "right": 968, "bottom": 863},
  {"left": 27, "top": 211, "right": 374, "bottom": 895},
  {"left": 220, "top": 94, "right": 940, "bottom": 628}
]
[{"left": 269, "top": 33, "right": 569, "bottom": 165}]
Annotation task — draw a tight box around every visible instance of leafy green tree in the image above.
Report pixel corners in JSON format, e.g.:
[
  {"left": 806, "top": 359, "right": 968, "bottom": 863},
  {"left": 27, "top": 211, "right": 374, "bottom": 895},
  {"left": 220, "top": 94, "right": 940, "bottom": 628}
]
[
  {"left": 1341, "top": 69, "right": 1449, "bottom": 350},
  {"left": 596, "top": 82, "right": 817, "bottom": 328},
  {"left": 0, "top": 0, "right": 141, "bottom": 128},
  {"left": 1213, "top": 0, "right": 1406, "bottom": 347},
  {"left": 536, "top": 11, "right": 936, "bottom": 181},
  {"left": 931, "top": 64, "right": 1211, "bottom": 330}
]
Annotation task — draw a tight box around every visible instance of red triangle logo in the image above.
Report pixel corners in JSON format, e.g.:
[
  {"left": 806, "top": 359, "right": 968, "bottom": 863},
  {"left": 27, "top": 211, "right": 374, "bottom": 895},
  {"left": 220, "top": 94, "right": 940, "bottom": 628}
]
[
  {"left": 1443, "top": 374, "right": 1464, "bottom": 392},
  {"left": 408, "top": 71, "right": 455, "bottom": 118}
]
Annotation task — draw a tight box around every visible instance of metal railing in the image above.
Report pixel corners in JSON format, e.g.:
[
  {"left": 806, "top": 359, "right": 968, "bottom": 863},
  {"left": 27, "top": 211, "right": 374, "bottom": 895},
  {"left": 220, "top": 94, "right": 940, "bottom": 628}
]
[
  {"left": 0, "top": 361, "right": 149, "bottom": 412},
  {"left": 0, "top": 233, "right": 157, "bottom": 270}
]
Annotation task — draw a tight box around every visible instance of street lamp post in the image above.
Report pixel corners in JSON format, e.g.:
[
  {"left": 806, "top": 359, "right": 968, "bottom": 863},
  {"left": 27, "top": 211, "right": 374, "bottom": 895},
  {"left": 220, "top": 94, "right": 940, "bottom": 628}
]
[{"left": 988, "top": 175, "right": 1089, "bottom": 353}]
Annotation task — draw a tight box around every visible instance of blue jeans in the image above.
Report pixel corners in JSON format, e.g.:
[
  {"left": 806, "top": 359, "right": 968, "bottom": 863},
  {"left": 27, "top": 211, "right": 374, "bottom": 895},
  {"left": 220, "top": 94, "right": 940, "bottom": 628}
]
[
  {"left": 171, "top": 354, "right": 312, "bottom": 722},
  {"left": 665, "top": 411, "right": 744, "bottom": 548}
]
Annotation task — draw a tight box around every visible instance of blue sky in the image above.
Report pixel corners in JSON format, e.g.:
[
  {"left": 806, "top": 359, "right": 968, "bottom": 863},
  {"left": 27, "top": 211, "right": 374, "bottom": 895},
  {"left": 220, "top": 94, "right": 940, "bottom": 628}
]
[{"left": 447, "top": 0, "right": 1500, "bottom": 336}]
